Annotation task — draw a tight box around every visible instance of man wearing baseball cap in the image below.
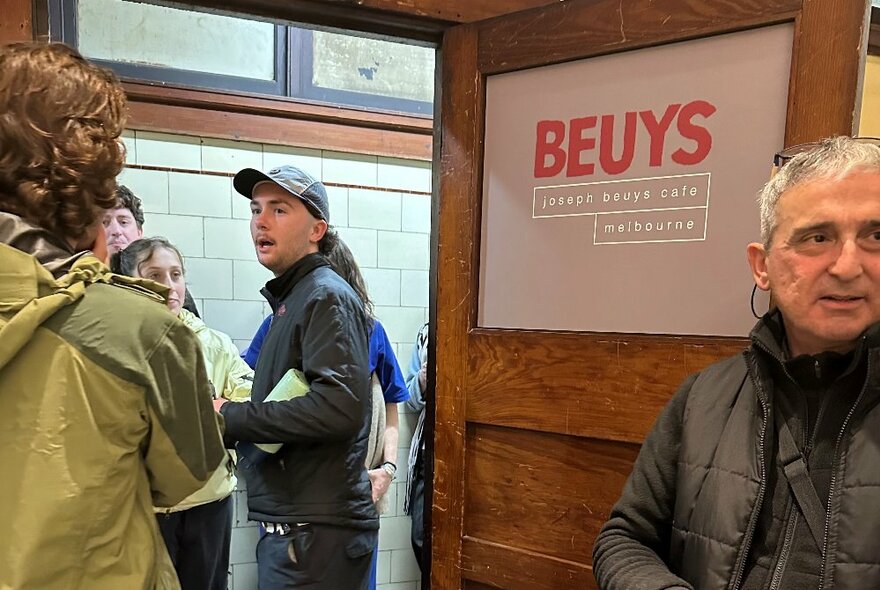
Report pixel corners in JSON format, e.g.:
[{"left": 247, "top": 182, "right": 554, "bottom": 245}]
[{"left": 218, "top": 165, "right": 377, "bottom": 588}]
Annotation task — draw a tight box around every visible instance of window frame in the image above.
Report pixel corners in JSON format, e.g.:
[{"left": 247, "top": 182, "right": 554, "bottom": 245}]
[
  {"left": 49, "top": 0, "right": 433, "bottom": 116},
  {"left": 50, "top": 0, "right": 289, "bottom": 96},
  {"left": 290, "top": 28, "right": 434, "bottom": 116}
]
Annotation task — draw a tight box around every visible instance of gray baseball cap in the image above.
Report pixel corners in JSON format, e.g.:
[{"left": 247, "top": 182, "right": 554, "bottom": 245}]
[{"left": 233, "top": 165, "right": 330, "bottom": 222}]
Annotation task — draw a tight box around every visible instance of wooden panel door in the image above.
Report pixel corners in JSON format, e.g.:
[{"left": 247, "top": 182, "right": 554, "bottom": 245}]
[{"left": 430, "top": 0, "right": 868, "bottom": 588}]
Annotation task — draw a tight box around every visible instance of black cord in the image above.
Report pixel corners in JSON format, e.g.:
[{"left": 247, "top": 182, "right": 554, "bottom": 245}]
[{"left": 750, "top": 284, "right": 761, "bottom": 319}]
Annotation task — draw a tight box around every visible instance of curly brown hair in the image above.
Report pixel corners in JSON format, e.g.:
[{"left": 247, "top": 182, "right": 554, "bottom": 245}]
[{"left": 0, "top": 42, "right": 127, "bottom": 242}]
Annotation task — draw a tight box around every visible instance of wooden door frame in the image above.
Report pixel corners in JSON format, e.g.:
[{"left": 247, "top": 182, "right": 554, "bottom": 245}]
[
  {"left": 7, "top": 0, "right": 869, "bottom": 587},
  {"left": 434, "top": 0, "right": 868, "bottom": 587}
]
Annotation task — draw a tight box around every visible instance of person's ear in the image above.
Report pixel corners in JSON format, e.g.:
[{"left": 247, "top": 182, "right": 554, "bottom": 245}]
[
  {"left": 747, "top": 242, "right": 771, "bottom": 291},
  {"left": 136, "top": 225, "right": 144, "bottom": 239},
  {"left": 311, "top": 219, "right": 328, "bottom": 243}
]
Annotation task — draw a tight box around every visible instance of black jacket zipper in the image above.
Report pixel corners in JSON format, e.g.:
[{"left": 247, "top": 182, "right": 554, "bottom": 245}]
[
  {"left": 818, "top": 354, "right": 872, "bottom": 589},
  {"left": 731, "top": 350, "right": 771, "bottom": 590}
]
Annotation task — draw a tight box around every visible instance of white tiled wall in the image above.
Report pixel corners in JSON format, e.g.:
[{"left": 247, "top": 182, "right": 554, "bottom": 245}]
[{"left": 120, "top": 130, "right": 428, "bottom": 590}]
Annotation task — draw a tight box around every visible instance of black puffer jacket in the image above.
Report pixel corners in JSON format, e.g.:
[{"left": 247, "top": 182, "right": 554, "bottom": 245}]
[
  {"left": 221, "top": 253, "right": 378, "bottom": 530},
  {"left": 593, "top": 313, "right": 880, "bottom": 590}
]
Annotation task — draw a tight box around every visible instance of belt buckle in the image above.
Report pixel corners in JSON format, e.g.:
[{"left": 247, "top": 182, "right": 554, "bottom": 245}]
[{"left": 262, "top": 522, "right": 291, "bottom": 534}]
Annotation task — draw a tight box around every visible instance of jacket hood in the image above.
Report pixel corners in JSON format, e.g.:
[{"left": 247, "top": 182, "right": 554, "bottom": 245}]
[
  {"left": 0, "top": 212, "right": 87, "bottom": 277},
  {"left": 0, "top": 242, "right": 107, "bottom": 371},
  {"left": 179, "top": 307, "right": 208, "bottom": 334},
  {"left": 0, "top": 213, "right": 168, "bottom": 372}
]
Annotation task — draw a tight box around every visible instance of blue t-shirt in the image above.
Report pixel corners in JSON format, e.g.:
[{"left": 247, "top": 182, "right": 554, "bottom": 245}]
[{"left": 242, "top": 315, "right": 409, "bottom": 403}]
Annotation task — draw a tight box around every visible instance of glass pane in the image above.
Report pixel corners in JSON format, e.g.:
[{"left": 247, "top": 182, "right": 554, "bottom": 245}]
[
  {"left": 77, "top": 0, "right": 275, "bottom": 80},
  {"left": 310, "top": 31, "right": 434, "bottom": 103}
]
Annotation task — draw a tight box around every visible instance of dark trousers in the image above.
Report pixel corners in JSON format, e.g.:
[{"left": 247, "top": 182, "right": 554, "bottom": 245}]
[
  {"left": 410, "top": 452, "right": 426, "bottom": 573},
  {"left": 157, "top": 495, "right": 233, "bottom": 590},
  {"left": 257, "top": 523, "right": 377, "bottom": 589}
]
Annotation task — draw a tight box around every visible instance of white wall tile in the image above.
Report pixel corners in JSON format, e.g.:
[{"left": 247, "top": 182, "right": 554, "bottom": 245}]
[
  {"left": 322, "top": 150, "right": 378, "bottom": 186},
  {"left": 378, "top": 516, "right": 412, "bottom": 551},
  {"left": 143, "top": 214, "right": 204, "bottom": 257},
  {"left": 348, "top": 189, "right": 401, "bottom": 231},
  {"left": 377, "top": 550, "right": 392, "bottom": 585},
  {"left": 377, "top": 157, "right": 431, "bottom": 193},
  {"left": 398, "top": 413, "right": 417, "bottom": 451},
  {"left": 376, "top": 306, "right": 425, "bottom": 364},
  {"left": 204, "top": 218, "right": 255, "bottom": 260},
  {"left": 337, "top": 227, "right": 378, "bottom": 267},
  {"left": 203, "top": 299, "right": 266, "bottom": 340},
  {"left": 231, "top": 184, "right": 253, "bottom": 220},
  {"left": 202, "top": 139, "right": 263, "bottom": 174},
  {"left": 263, "top": 146, "right": 322, "bottom": 177},
  {"left": 234, "top": 260, "right": 274, "bottom": 301},
  {"left": 169, "top": 172, "right": 232, "bottom": 218},
  {"left": 229, "top": 525, "right": 260, "bottom": 565},
  {"left": 399, "top": 270, "right": 428, "bottom": 308},
  {"left": 395, "top": 448, "right": 411, "bottom": 484},
  {"left": 119, "top": 168, "right": 169, "bottom": 214},
  {"left": 232, "top": 563, "right": 258, "bottom": 590},
  {"left": 326, "top": 186, "right": 349, "bottom": 227},
  {"left": 235, "top": 467, "right": 248, "bottom": 490},
  {"left": 363, "top": 268, "right": 401, "bottom": 307},
  {"left": 117, "top": 133, "right": 429, "bottom": 590},
  {"left": 135, "top": 131, "right": 201, "bottom": 169},
  {"left": 185, "top": 257, "right": 233, "bottom": 300},
  {"left": 234, "top": 490, "right": 254, "bottom": 527},
  {"left": 401, "top": 194, "right": 431, "bottom": 234},
  {"left": 376, "top": 583, "right": 419, "bottom": 590},
  {"left": 390, "top": 549, "right": 421, "bottom": 583},
  {"left": 121, "top": 130, "right": 136, "bottom": 164},
  {"left": 377, "top": 232, "right": 429, "bottom": 270}
]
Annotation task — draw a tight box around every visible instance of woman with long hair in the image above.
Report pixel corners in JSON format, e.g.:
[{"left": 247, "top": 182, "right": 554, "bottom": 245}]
[{"left": 113, "top": 236, "right": 253, "bottom": 590}]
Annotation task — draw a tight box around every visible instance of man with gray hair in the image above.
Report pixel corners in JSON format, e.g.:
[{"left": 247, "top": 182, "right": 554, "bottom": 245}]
[{"left": 593, "top": 136, "right": 880, "bottom": 590}]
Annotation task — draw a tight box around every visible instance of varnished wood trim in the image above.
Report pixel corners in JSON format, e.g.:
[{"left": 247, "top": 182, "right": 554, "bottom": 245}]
[
  {"left": 0, "top": 0, "right": 33, "bottom": 45},
  {"left": 466, "top": 330, "right": 747, "bottom": 443},
  {"left": 784, "top": 0, "right": 869, "bottom": 143},
  {"left": 461, "top": 537, "right": 597, "bottom": 590},
  {"left": 477, "top": 0, "right": 802, "bottom": 75},
  {"left": 127, "top": 100, "right": 433, "bottom": 160},
  {"left": 464, "top": 424, "right": 640, "bottom": 564},
  {"left": 432, "top": 23, "right": 481, "bottom": 590},
  {"left": 123, "top": 82, "right": 433, "bottom": 134},
  {"left": 155, "top": 0, "right": 450, "bottom": 43},
  {"left": 353, "top": 0, "right": 562, "bottom": 24},
  {"left": 161, "top": 0, "right": 564, "bottom": 33}
]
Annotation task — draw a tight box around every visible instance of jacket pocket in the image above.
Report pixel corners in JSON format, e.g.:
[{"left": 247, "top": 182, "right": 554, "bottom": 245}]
[
  {"left": 285, "top": 524, "right": 329, "bottom": 583},
  {"left": 345, "top": 529, "right": 378, "bottom": 559}
]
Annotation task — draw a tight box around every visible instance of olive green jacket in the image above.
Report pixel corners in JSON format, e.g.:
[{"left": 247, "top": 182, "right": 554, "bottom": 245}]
[{"left": 0, "top": 213, "right": 226, "bottom": 590}]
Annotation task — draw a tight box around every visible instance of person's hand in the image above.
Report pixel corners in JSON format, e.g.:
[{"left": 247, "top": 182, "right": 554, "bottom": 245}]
[
  {"left": 212, "top": 397, "right": 227, "bottom": 413},
  {"left": 368, "top": 468, "right": 392, "bottom": 503},
  {"left": 418, "top": 362, "right": 427, "bottom": 393}
]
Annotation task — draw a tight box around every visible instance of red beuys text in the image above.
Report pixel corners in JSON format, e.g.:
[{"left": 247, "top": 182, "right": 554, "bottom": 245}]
[{"left": 533, "top": 100, "right": 717, "bottom": 178}]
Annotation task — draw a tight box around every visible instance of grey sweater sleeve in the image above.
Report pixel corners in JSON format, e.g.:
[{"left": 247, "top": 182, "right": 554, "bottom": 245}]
[{"left": 592, "top": 375, "right": 697, "bottom": 590}]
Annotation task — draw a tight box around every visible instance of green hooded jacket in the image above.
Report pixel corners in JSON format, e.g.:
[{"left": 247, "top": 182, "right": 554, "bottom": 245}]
[{"left": 0, "top": 213, "right": 226, "bottom": 590}]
